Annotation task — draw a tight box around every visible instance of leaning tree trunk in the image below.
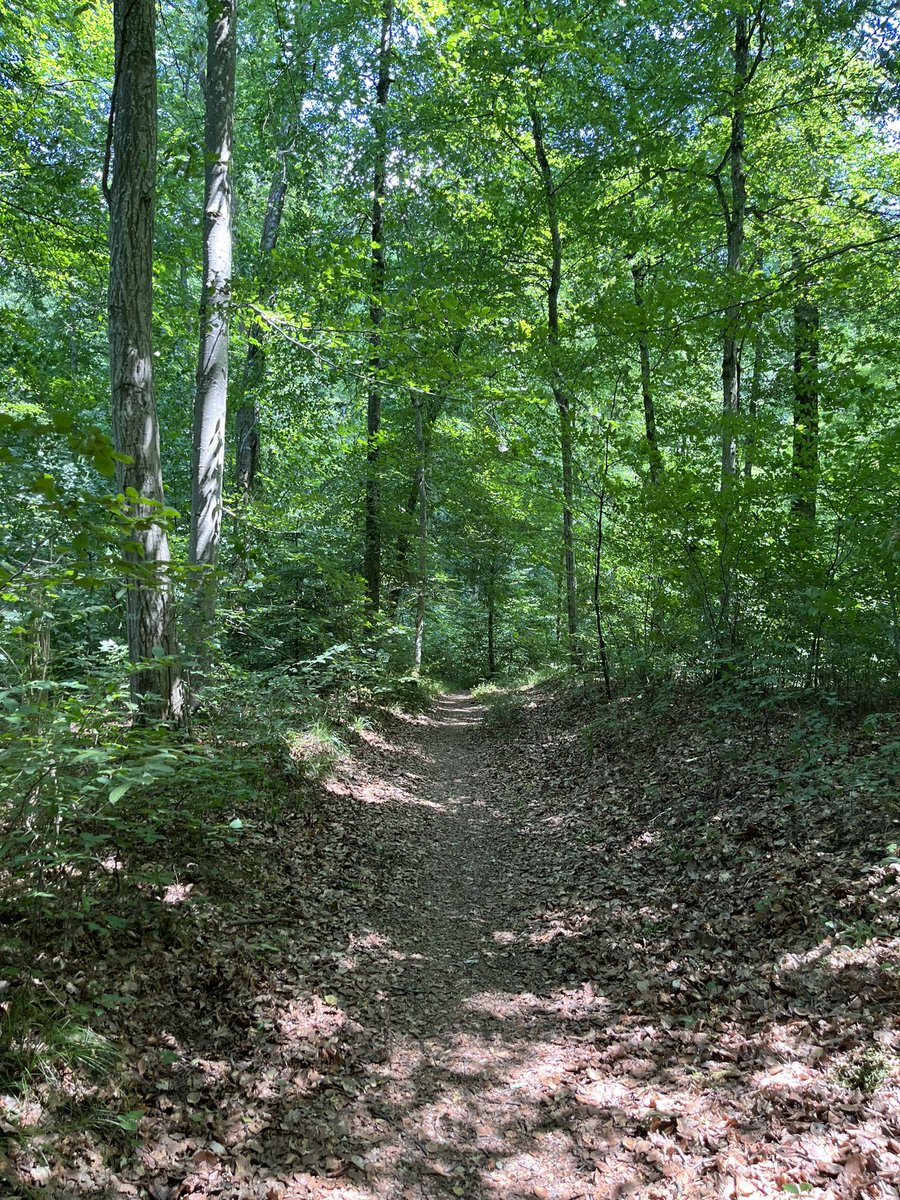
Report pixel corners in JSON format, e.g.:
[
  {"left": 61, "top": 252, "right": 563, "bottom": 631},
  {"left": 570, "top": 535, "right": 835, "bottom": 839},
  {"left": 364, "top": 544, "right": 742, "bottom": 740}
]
[
  {"left": 528, "top": 89, "right": 579, "bottom": 665},
  {"left": 363, "top": 0, "right": 393, "bottom": 612},
  {"left": 107, "top": 0, "right": 182, "bottom": 722},
  {"left": 188, "top": 0, "right": 236, "bottom": 672}
]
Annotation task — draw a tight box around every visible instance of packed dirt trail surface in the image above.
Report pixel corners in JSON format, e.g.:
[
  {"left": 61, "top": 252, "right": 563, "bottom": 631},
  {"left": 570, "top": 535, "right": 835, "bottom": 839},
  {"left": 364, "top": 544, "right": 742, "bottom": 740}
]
[
  {"left": 11, "top": 688, "right": 900, "bottom": 1200},
  {"left": 320, "top": 692, "right": 605, "bottom": 1199},
  {"left": 367, "top": 693, "right": 548, "bottom": 1022}
]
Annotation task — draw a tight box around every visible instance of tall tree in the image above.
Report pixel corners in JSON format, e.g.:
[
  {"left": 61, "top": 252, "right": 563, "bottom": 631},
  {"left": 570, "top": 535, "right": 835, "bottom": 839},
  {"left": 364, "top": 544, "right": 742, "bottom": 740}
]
[
  {"left": 411, "top": 392, "right": 428, "bottom": 673},
  {"left": 363, "top": 0, "right": 394, "bottom": 612},
  {"left": 188, "top": 0, "right": 237, "bottom": 663},
  {"left": 235, "top": 161, "right": 288, "bottom": 498},
  {"left": 713, "top": 9, "right": 755, "bottom": 487},
  {"left": 527, "top": 81, "right": 579, "bottom": 664},
  {"left": 106, "top": 0, "right": 182, "bottom": 721},
  {"left": 631, "top": 261, "right": 662, "bottom": 485},
  {"left": 791, "top": 282, "right": 820, "bottom": 527}
]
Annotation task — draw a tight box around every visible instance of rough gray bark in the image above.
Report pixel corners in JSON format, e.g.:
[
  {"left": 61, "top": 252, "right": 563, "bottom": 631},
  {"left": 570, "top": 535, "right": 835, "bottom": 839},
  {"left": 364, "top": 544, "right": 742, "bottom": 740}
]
[
  {"left": 363, "top": 0, "right": 393, "bottom": 612},
  {"left": 188, "top": 0, "right": 236, "bottom": 659},
  {"left": 107, "top": 0, "right": 182, "bottom": 722},
  {"left": 631, "top": 262, "right": 662, "bottom": 484},
  {"left": 527, "top": 87, "right": 579, "bottom": 665},
  {"left": 792, "top": 288, "right": 820, "bottom": 527},
  {"left": 235, "top": 164, "right": 288, "bottom": 497}
]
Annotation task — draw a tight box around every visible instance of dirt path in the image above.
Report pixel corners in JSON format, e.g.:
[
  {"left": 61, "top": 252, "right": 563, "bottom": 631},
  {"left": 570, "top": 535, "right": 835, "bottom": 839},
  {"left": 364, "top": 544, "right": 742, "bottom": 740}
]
[
  {"left": 332, "top": 692, "right": 600, "bottom": 1200},
  {"left": 368, "top": 693, "right": 537, "bottom": 1021},
  {"left": 11, "top": 689, "right": 899, "bottom": 1200}
]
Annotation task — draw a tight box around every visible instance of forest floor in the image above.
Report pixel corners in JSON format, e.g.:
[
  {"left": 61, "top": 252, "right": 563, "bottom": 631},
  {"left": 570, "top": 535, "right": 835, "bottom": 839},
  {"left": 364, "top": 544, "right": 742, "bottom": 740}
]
[{"left": 3, "top": 685, "right": 900, "bottom": 1199}]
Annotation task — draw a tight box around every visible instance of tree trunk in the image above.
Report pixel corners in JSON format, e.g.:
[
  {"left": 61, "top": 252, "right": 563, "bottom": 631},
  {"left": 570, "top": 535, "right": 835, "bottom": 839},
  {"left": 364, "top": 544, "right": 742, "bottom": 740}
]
[
  {"left": 712, "top": 10, "right": 753, "bottom": 666},
  {"left": 631, "top": 262, "right": 662, "bottom": 484},
  {"left": 412, "top": 394, "right": 427, "bottom": 674},
  {"left": 188, "top": 0, "right": 236, "bottom": 666},
  {"left": 792, "top": 288, "right": 819, "bottom": 528},
  {"left": 391, "top": 335, "right": 459, "bottom": 612},
  {"left": 593, "top": 497, "right": 612, "bottom": 700},
  {"left": 363, "top": 0, "right": 393, "bottom": 612},
  {"left": 487, "top": 563, "right": 497, "bottom": 677},
  {"left": 527, "top": 89, "right": 579, "bottom": 665},
  {"left": 744, "top": 331, "right": 763, "bottom": 479},
  {"left": 718, "top": 11, "right": 749, "bottom": 488},
  {"left": 107, "top": 0, "right": 182, "bottom": 722},
  {"left": 235, "top": 165, "right": 288, "bottom": 497}
]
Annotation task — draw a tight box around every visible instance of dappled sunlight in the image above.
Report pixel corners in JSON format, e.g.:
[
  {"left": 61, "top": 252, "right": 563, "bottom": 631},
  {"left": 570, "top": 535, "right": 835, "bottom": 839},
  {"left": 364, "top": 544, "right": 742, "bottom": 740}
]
[
  {"left": 11, "top": 691, "right": 900, "bottom": 1199},
  {"left": 464, "top": 982, "right": 610, "bottom": 1023}
]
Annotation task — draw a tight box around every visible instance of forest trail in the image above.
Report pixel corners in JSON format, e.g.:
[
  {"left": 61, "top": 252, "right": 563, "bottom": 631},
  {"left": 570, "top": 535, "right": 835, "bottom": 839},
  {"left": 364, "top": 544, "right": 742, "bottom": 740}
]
[
  {"left": 323, "top": 691, "right": 602, "bottom": 1199},
  {"left": 13, "top": 689, "right": 899, "bottom": 1200}
]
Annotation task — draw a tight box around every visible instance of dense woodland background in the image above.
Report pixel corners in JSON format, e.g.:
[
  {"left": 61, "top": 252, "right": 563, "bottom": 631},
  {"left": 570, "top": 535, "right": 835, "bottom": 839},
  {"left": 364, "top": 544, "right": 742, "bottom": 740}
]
[
  {"left": 2, "top": 0, "right": 900, "bottom": 926},
  {"left": 3, "top": 0, "right": 898, "bottom": 699},
  {"left": 1, "top": 0, "right": 900, "bottom": 1192}
]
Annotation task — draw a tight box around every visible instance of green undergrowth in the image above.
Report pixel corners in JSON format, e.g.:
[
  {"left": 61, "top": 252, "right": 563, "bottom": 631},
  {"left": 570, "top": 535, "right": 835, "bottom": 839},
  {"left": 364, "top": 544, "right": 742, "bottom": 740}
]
[
  {"left": 0, "top": 651, "right": 438, "bottom": 928},
  {"left": 472, "top": 669, "right": 556, "bottom": 728},
  {"left": 0, "top": 980, "right": 140, "bottom": 1145},
  {"left": 0, "top": 652, "right": 438, "bottom": 1150}
]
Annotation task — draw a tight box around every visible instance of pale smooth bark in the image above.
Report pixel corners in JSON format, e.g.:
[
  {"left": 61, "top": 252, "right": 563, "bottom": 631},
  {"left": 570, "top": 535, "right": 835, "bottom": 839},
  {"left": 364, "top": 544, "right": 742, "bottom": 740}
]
[
  {"left": 188, "top": 0, "right": 236, "bottom": 656},
  {"left": 107, "top": 0, "right": 182, "bottom": 722},
  {"left": 363, "top": 0, "right": 393, "bottom": 612},
  {"left": 527, "top": 87, "right": 579, "bottom": 665}
]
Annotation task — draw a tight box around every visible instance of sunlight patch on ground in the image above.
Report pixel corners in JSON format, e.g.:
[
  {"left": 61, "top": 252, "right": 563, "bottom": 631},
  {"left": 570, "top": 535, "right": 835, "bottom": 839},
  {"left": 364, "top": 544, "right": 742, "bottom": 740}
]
[{"left": 463, "top": 983, "right": 611, "bottom": 1022}]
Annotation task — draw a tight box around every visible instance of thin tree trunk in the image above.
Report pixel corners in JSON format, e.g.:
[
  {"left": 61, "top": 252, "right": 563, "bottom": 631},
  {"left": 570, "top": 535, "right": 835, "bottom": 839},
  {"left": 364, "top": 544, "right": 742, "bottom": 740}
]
[
  {"left": 363, "top": 0, "right": 393, "bottom": 612},
  {"left": 792, "top": 287, "right": 819, "bottom": 528},
  {"left": 107, "top": 0, "right": 182, "bottom": 722},
  {"left": 412, "top": 394, "right": 427, "bottom": 674},
  {"left": 27, "top": 582, "right": 51, "bottom": 683},
  {"left": 631, "top": 262, "right": 662, "bottom": 484},
  {"left": 391, "top": 335, "right": 459, "bottom": 612},
  {"left": 711, "top": 9, "right": 754, "bottom": 664},
  {"left": 235, "top": 164, "right": 288, "bottom": 497},
  {"left": 188, "top": 0, "right": 236, "bottom": 664},
  {"left": 487, "top": 562, "right": 497, "bottom": 677},
  {"left": 744, "top": 331, "right": 763, "bottom": 479},
  {"left": 527, "top": 88, "right": 579, "bottom": 665},
  {"left": 716, "top": 11, "right": 750, "bottom": 488},
  {"left": 593, "top": 498, "right": 613, "bottom": 700},
  {"left": 592, "top": 420, "right": 613, "bottom": 696}
]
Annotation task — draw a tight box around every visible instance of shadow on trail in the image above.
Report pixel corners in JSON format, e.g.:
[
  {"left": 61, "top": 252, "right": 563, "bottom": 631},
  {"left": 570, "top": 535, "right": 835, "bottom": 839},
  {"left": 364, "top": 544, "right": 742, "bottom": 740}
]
[{"left": 9, "top": 691, "right": 898, "bottom": 1199}]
